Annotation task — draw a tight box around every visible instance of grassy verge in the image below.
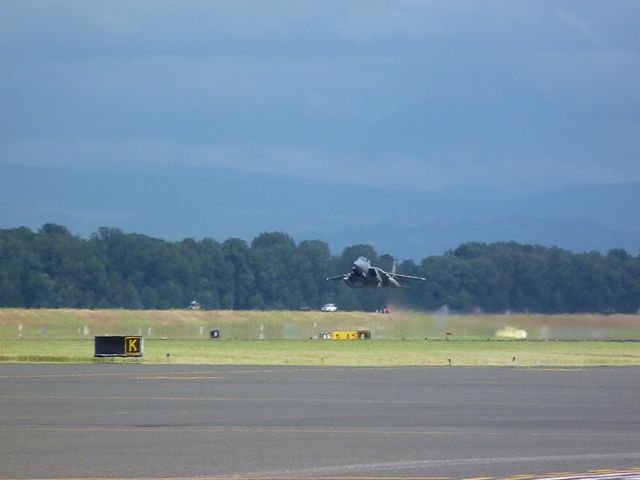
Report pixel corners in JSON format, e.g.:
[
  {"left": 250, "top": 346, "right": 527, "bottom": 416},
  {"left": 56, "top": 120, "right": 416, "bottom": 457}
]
[
  {"left": 2, "top": 309, "right": 639, "bottom": 366},
  {"left": 1, "top": 339, "right": 639, "bottom": 366},
  {"left": 2, "top": 308, "right": 640, "bottom": 341}
]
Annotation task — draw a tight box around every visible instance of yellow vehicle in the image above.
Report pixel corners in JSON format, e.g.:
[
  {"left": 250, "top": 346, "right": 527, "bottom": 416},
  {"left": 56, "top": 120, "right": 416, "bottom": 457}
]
[{"left": 331, "top": 330, "right": 370, "bottom": 340}]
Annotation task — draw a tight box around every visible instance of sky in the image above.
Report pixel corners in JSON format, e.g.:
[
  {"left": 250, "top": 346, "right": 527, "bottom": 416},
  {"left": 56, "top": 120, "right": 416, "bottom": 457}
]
[{"left": 1, "top": 1, "right": 639, "bottom": 192}]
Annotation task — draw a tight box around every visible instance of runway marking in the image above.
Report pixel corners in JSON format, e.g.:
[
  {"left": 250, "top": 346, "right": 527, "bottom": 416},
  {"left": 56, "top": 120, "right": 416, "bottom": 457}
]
[
  {"left": 524, "top": 368, "right": 584, "bottom": 372},
  {"left": 0, "top": 372, "right": 139, "bottom": 379},
  {"left": 0, "top": 366, "right": 391, "bottom": 380},
  {"left": 1, "top": 370, "right": 638, "bottom": 392},
  {"left": 0, "top": 470, "right": 637, "bottom": 480},
  {"left": 234, "top": 457, "right": 640, "bottom": 479},
  {"left": 0, "top": 477, "right": 638, "bottom": 480},
  {"left": 0, "top": 477, "right": 450, "bottom": 480},
  {"left": 0, "top": 371, "right": 221, "bottom": 379},
  {"left": 4, "top": 424, "right": 640, "bottom": 440},
  {"left": 0, "top": 393, "right": 631, "bottom": 411},
  {"left": 531, "top": 471, "right": 640, "bottom": 480},
  {"left": 0, "top": 476, "right": 639, "bottom": 480},
  {"left": 133, "top": 375, "right": 222, "bottom": 380}
]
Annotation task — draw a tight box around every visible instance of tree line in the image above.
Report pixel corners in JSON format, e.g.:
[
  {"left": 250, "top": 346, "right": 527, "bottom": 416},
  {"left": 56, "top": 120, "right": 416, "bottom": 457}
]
[{"left": 1, "top": 224, "right": 639, "bottom": 313}]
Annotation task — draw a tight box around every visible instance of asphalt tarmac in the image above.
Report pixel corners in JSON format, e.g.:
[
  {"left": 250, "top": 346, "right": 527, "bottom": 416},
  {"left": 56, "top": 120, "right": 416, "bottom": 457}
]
[{"left": 0, "top": 364, "right": 639, "bottom": 479}]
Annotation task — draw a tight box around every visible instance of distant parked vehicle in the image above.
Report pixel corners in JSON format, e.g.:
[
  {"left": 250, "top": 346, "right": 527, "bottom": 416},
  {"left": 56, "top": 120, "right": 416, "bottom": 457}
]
[{"left": 321, "top": 303, "right": 337, "bottom": 312}]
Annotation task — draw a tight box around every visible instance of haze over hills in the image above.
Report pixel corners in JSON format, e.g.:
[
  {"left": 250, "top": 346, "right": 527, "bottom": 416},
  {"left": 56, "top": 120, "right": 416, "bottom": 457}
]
[
  {"left": 1, "top": 162, "right": 638, "bottom": 259},
  {"left": 2, "top": 3, "right": 639, "bottom": 262}
]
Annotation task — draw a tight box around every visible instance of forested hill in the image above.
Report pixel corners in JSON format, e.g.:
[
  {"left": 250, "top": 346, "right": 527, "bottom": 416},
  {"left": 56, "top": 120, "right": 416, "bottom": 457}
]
[
  {"left": 2, "top": 163, "right": 639, "bottom": 259},
  {"left": 1, "top": 224, "right": 639, "bottom": 313}
]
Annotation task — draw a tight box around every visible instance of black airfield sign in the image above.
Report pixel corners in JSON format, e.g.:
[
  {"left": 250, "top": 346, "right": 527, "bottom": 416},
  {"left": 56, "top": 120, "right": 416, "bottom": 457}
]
[{"left": 95, "top": 336, "right": 143, "bottom": 357}]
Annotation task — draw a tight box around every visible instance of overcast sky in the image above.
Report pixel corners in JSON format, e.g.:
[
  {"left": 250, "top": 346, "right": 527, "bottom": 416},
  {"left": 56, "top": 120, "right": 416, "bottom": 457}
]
[{"left": 1, "top": 1, "right": 639, "bottom": 192}]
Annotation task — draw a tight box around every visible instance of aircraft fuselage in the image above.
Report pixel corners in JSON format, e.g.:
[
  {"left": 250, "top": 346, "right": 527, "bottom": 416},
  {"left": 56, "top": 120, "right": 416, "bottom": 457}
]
[{"left": 344, "top": 257, "right": 400, "bottom": 288}]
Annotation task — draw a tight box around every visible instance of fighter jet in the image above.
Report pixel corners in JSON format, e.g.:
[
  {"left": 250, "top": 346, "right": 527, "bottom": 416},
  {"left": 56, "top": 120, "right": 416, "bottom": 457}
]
[{"left": 327, "top": 257, "right": 425, "bottom": 288}]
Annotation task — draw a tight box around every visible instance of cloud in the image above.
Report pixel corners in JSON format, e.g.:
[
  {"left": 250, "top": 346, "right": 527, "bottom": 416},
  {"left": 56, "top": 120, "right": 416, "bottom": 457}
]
[
  {"left": 333, "top": 3, "right": 437, "bottom": 45},
  {"left": 555, "top": 10, "right": 601, "bottom": 43},
  {"left": 1, "top": 1, "right": 639, "bottom": 192}
]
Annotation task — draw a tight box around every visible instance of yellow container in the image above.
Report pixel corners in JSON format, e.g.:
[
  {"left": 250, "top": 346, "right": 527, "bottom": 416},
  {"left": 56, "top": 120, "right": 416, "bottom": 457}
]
[{"left": 332, "top": 330, "right": 370, "bottom": 340}]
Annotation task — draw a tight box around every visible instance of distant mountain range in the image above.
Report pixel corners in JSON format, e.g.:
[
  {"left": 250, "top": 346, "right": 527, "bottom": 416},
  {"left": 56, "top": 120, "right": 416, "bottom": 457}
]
[{"left": 1, "top": 162, "right": 638, "bottom": 259}]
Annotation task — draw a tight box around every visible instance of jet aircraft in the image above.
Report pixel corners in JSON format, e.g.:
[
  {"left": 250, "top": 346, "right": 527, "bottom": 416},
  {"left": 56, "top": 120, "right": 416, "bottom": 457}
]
[{"left": 327, "top": 257, "right": 425, "bottom": 288}]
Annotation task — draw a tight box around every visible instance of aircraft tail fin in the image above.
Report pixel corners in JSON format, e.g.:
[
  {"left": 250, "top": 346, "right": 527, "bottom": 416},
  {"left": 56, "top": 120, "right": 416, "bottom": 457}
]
[{"left": 392, "top": 259, "right": 397, "bottom": 276}]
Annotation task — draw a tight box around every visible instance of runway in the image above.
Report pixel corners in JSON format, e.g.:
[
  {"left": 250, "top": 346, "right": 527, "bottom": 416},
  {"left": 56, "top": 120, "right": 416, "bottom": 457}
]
[{"left": 0, "top": 364, "right": 639, "bottom": 479}]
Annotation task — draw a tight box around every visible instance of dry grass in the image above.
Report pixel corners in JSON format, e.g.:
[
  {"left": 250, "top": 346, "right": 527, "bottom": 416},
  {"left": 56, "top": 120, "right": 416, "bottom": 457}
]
[{"left": 0, "top": 308, "right": 639, "bottom": 341}]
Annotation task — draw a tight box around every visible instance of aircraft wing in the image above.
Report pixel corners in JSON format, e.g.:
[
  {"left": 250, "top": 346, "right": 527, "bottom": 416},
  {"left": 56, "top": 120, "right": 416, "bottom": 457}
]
[
  {"left": 326, "top": 274, "right": 348, "bottom": 281},
  {"left": 378, "top": 268, "right": 425, "bottom": 282},
  {"left": 392, "top": 273, "right": 426, "bottom": 281}
]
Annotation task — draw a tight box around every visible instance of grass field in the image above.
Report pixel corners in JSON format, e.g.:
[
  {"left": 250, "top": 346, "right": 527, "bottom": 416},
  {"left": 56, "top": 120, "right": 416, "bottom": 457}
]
[
  {"left": 0, "top": 339, "right": 639, "bottom": 366},
  {"left": 2, "top": 308, "right": 639, "bottom": 341},
  {"left": 1, "top": 308, "right": 639, "bottom": 366}
]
